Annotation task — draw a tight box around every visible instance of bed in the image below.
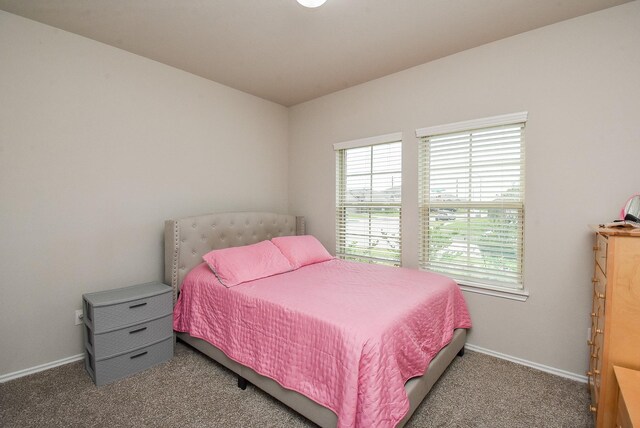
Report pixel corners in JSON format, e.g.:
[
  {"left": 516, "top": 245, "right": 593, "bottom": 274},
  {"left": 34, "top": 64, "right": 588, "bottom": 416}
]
[{"left": 164, "top": 211, "right": 470, "bottom": 427}]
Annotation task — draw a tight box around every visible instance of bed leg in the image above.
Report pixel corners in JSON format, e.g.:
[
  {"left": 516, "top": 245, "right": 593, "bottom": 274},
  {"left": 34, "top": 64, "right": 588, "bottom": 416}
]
[
  {"left": 457, "top": 346, "right": 465, "bottom": 357},
  {"left": 237, "top": 376, "right": 248, "bottom": 390}
]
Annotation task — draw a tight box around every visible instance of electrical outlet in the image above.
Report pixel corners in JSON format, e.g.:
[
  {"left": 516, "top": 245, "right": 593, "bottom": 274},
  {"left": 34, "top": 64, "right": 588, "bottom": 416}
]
[
  {"left": 75, "top": 310, "right": 83, "bottom": 326},
  {"left": 587, "top": 327, "right": 592, "bottom": 341}
]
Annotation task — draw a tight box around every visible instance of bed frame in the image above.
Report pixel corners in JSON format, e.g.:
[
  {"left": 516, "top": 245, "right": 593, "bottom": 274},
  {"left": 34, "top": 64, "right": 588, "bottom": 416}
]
[{"left": 164, "top": 211, "right": 466, "bottom": 427}]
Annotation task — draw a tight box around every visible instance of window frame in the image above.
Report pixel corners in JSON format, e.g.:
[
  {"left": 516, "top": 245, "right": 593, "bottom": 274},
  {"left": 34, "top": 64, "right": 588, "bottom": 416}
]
[
  {"left": 416, "top": 113, "right": 529, "bottom": 301},
  {"left": 334, "top": 132, "right": 403, "bottom": 266}
]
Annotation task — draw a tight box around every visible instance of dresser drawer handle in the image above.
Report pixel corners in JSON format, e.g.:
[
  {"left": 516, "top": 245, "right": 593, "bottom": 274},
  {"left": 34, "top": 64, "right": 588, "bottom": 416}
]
[
  {"left": 129, "top": 327, "right": 147, "bottom": 334},
  {"left": 593, "top": 246, "right": 599, "bottom": 251},
  {"left": 592, "top": 278, "right": 599, "bottom": 284},
  {"left": 595, "top": 328, "right": 604, "bottom": 335},
  {"left": 589, "top": 405, "right": 597, "bottom": 413},
  {"left": 130, "top": 351, "right": 148, "bottom": 360},
  {"left": 129, "top": 302, "right": 147, "bottom": 309},
  {"left": 595, "top": 292, "right": 605, "bottom": 300}
]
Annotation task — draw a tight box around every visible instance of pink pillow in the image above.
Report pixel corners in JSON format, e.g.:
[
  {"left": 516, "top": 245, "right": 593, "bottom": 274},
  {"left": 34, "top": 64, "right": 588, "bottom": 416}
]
[
  {"left": 202, "top": 240, "right": 293, "bottom": 287},
  {"left": 271, "top": 235, "right": 333, "bottom": 269}
]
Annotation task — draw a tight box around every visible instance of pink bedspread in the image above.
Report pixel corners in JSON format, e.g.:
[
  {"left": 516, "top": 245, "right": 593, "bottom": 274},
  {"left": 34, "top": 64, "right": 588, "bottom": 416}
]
[{"left": 174, "top": 259, "right": 471, "bottom": 428}]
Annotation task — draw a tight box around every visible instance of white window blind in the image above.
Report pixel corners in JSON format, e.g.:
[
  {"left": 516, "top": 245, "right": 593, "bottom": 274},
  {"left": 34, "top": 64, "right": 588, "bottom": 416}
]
[
  {"left": 335, "top": 138, "right": 402, "bottom": 266},
  {"left": 418, "top": 115, "right": 525, "bottom": 289}
]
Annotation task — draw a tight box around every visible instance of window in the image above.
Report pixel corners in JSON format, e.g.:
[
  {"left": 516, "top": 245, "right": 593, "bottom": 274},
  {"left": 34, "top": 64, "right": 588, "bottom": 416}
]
[
  {"left": 417, "top": 113, "right": 526, "bottom": 292},
  {"left": 334, "top": 133, "right": 402, "bottom": 266}
]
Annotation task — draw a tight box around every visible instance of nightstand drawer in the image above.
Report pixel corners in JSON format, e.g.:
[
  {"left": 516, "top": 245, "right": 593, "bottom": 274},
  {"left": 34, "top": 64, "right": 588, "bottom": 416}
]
[
  {"left": 84, "top": 288, "right": 172, "bottom": 333},
  {"left": 85, "top": 315, "right": 173, "bottom": 359},
  {"left": 85, "top": 337, "right": 173, "bottom": 386}
]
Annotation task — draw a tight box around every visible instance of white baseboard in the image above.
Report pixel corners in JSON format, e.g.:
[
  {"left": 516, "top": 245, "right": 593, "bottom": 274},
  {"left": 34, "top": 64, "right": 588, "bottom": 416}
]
[
  {"left": 465, "top": 343, "right": 588, "bottom": 383},
  {"left": 0, "top": 353, "right": 85, "bottom": 383},
  {"left": 1, "top": 344, "right": 587, "bottom": 385}
]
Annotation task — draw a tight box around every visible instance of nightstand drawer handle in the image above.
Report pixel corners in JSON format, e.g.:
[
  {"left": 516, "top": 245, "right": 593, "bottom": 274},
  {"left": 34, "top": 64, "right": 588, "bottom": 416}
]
[
  {"left": 129, "top": 327, "right": 147, "bottom": 334},
  {"left": 129, "top": 302, "right": 147, "bottom": 309},
  {"left": 130, "top": 351, "right": 148, "bottom": 360}
]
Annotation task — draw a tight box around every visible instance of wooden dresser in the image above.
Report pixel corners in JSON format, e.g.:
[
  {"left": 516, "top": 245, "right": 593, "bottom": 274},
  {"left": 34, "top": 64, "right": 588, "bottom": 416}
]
[{"left": 588, "top": 226, "right": 640, "bottom": 427}]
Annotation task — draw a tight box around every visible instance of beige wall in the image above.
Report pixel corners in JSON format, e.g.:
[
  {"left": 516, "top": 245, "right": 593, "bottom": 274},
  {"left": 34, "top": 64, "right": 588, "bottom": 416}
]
[
  {"left": 288, "top": 2, "right": 640, "bottom": 376},
  {"left": 0, "top": 11, "right": 289, "bottom": 376}
]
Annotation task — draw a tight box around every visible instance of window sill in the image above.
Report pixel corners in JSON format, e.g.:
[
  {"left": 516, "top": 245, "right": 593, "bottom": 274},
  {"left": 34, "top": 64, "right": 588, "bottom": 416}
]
[{"left": 457, "top": 281, "right": 529, "bottom": 302}]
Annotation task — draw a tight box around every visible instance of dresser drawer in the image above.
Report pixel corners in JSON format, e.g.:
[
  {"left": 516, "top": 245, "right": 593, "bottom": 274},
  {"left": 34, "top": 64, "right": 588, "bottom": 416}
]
[
  {"left": 85, "top": 337, "right": 173, "bottom": 386},
  {"left": 594, "top": 233, "right": 608, "bottom": 275},
  {"left": 85, "top": 315, "right": 172, "bottom": 359},
  {"left": 594, "top": 311, "right": 605, "bottom": 351},
  {"left": 593, "top": 265, "right": 607, "bottom": 299},
  {"left": 589, "top": 352, "right": 598, "bottom": 404},
  {"left": 84, "top": 291, "right": 172, "bottom": 333},
  {"left": 589, "top": 341, "right": 603, "bottom": 401}
]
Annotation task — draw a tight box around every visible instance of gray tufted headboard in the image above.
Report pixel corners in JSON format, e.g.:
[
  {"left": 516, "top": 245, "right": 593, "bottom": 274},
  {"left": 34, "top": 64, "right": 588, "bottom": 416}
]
[{"left": 164, "top": 212, "right": 305, "bottom": 302}]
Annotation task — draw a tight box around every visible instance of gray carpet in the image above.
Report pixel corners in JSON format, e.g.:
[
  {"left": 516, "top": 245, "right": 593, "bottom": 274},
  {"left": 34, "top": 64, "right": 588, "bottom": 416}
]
[{"left": 0, "top": 342, "right": 593, "bottom": 428}]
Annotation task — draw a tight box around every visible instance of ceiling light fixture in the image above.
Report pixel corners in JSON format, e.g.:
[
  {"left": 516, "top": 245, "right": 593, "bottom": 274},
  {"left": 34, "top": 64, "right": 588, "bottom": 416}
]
[{"left": 297, "top": 0, "right": 327, "bottom": 8}]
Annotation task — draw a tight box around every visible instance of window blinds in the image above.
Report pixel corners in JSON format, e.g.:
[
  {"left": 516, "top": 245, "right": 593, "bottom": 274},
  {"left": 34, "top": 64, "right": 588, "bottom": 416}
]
[
  {"left": 336, "top": 140, "right": 402, "bottom": 265},
  {"left": 418, "top": 120, "right": 525, "bottom": 289}
]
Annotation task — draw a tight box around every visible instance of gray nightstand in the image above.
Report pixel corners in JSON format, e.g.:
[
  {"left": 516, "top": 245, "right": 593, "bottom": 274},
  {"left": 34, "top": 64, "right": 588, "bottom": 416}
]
[{"left": 82, "top": 281, "right": 173, "bottom": 386}]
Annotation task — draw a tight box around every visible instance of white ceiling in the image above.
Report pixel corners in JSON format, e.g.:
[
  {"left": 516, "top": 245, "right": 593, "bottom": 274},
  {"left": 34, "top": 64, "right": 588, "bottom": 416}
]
[{"left": 0, "top": 0, "right": 631, "bottom": 106}]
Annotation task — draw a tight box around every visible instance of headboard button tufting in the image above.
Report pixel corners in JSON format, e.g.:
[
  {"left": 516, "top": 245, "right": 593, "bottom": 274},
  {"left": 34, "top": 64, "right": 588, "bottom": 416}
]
[{"left": 166, "top": 213, "right": 302, "bottom": 296}]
